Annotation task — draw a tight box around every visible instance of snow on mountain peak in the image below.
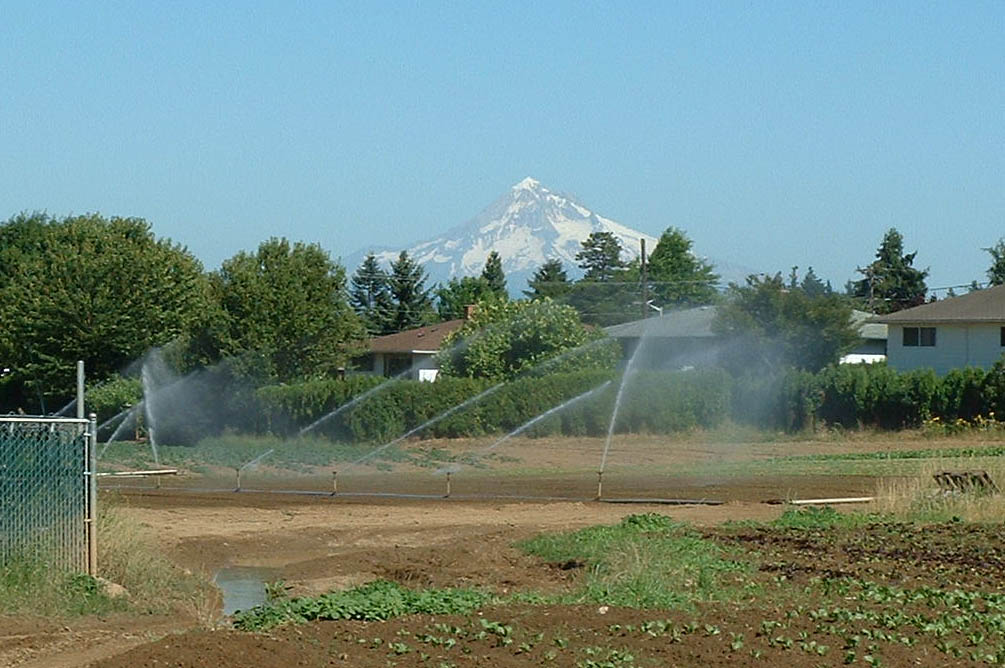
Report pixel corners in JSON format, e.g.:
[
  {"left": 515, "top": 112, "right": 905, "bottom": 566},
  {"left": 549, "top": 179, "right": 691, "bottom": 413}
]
[
  {"left": 347, "top": 178, "right": 659, "bottom": 295},
  {"left": 512, "top": 176, "right": 543, "bottom": 192}
]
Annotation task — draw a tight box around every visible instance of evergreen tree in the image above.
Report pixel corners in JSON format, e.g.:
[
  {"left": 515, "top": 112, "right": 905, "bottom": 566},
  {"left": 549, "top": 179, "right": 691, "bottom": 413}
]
[
  {"left": 349, "top": 253, "right": 393, "bottom": 334},
  {"left": 799, "top": 266, "right": 830, "bottom": 298},
  {"left": 646, "top": 227, "right": 719, "bottom": 306},
  {"left": 387, "top": 251, "right": 433, "bottom": 332},
  {"left": 524, "top": 258, "right": 571, "bottom": 300},
  {"left": 985, "top": 238, "right": 1005, "bottom": 287},
  {"left": 480, "top": 251, "right": 507, "bottom": 298},
  {"left": 575, "top": 231, "right": 625, "bottom": 282},
  {"left": 852, "top": 228, "right": 928, "bottom": 313}
]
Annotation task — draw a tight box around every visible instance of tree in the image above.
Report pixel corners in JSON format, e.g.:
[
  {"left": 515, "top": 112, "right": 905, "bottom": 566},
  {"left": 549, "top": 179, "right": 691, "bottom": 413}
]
[
  {"left": 714, "top": 273, "right": 859, "bottom": 374},
  {"left": 646, "top": 227, "right": 719, "bottom": 306},
  {"left": 984, "top": 238, "right": 1005, "bottom": 287},
  {"left": 349, "top": 253, "right": 393, "bottom": 334},
  {"left": 436, "top": 299, "right": 619, "bottom": 380},
  {"left": 0, "top": 213, "right": 208, "bottom": 411},
  {"left": 799, "top": 266, "right": 831, "bottom": 298},
  {"left": 435, "top": 276, "right": 498, "bottom": 320},
  {"left": 208, "top": 237, "right": 365, "bottom": 382},
  {"left": 524, "top": 258, "right": 572, "bottom": 300},
  {"left": 480, "top": 251, "right": 507, "bottom": 298},
  {"left": 576, "top": 231, "right": 625, "bottom": 282},
  {"left": 387, "top": 251, "right": 434, "bottom": 332},
  {"left": 852, "top": 228, "right": 928, "bottom": 313}
]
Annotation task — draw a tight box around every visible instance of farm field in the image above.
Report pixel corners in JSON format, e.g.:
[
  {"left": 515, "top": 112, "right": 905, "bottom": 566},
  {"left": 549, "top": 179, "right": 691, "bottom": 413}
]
[{"left": 5, "top": 433, "right": 1005, "bottom": 667}]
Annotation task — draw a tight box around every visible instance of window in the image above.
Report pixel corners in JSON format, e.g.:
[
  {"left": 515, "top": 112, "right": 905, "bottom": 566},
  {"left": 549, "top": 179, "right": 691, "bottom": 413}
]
[
  {"left": 903, "top": 327, "right": 936, "bottom": 347},
  {"left": 1001, "top": 327, "right": 1005, "bottom": 347}
]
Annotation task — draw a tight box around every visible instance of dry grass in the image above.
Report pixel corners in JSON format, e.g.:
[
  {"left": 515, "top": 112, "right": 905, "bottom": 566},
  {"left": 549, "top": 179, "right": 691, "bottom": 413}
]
[
  {"left": 874, "top": 456, "right": 1005, "bottom": 522},
  {"left": 98, "top": 493, "right": 217, "bottom": 624}
]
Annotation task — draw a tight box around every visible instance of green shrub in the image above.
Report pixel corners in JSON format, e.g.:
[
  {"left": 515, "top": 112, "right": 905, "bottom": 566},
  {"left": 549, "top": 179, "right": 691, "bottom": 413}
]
[
  {"left": 233, "top": 580, "right": 493, "bottom": 630},
  {"left": 86, "top": 375, "right": 142, "bottom": 428}
]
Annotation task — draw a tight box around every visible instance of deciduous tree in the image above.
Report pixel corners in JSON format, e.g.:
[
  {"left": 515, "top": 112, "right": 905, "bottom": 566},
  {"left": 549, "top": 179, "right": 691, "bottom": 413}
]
[
  {"left": 0, "top": 213, "right": 208, "bottom": 410},
  {"left": 208, "top": 237, "right": 365, "bottom": 382},
  {"left": 436, "top": 299, "right": 618, "bottom": 380},
  {"left": 435, "top": 276, "right": 498, "bottom": 321},
  {"left": 715, "top": 273, "right": 859, "bottom": 374}
]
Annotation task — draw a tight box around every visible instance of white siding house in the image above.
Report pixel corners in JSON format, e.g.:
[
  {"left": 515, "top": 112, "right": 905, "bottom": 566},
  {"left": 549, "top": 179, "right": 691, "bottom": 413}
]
[{"left": 873, "top": 285, "right": 1005, "bottom": 375}]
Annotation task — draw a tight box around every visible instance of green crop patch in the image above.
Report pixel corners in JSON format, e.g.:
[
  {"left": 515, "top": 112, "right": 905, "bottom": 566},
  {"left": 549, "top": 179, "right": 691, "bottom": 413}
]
[{"left": 518, "top": 513, "right": 754, "bottom": 610}]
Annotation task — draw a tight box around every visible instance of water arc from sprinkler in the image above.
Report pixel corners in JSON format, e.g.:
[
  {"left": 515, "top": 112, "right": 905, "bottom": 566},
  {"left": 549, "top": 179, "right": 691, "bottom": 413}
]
[
  {"left": 343, "top": 380, "right": 507, "bottom": 472},
  {"left": 235, "top": 449, "right": 275, "bottom": 491},
  {"left": 297, "top": 367, "right": 412, "bottom": 437},
  {"left": 476, "top": 380, "right": 612, "bottom": 457},
  {"left": 599, "top": 317, "right": 656, "bottom": 475},
  {"left": 297, "top": 319, "right": 534, "bottom": 437}
]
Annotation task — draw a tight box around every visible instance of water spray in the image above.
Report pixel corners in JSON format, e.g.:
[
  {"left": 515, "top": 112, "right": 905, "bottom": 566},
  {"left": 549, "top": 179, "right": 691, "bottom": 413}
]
[
  {"left": 344, "top": 381, "right": 508, "bottom": 472},
  {"left": 235, "top": 449, "right": 275, "bottom": 492},
  {"left": 477, "top": 381, "right": 612, "bottom": 455},
  {"left": 599, "top": 318, "right": 655, "bottom": 475}
]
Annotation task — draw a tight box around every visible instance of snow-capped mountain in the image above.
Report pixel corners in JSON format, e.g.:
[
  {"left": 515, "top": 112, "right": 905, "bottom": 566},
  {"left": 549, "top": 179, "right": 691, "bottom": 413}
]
[{"left": 346, "top": 177, "right": 750, "bottom": 294}]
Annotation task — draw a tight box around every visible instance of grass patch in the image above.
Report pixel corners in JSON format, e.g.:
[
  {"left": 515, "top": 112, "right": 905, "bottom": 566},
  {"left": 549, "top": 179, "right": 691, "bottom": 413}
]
[
  {"left": 0, "top": 558, "right": 123, "bottom": 617},
  {"left": 518, "top": 513, "right": 753, "bottom": 610},
  {"left": 232, "top": 579, "right": 493, "bottom": 631},
  {"left": 875, "top": 457, "right": 1005, "bottom": 523},
  {"left": 0, "top": 494, "right": 212, "bottom": 620}
]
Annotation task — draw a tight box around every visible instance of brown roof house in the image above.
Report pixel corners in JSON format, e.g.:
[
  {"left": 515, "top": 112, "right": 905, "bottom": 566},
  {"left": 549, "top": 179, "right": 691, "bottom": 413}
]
[
  {"left": 356, "top": 319, "right": 466, "bottom": 382},
  {"left": 872, "top": 285, "right": 1005, "bottom": 374}
]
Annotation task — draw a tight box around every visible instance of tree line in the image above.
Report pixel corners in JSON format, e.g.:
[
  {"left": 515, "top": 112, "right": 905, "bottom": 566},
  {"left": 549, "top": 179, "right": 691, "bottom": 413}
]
[{"left": 2, "top": 210, "right": 1002, "bottom": 414}]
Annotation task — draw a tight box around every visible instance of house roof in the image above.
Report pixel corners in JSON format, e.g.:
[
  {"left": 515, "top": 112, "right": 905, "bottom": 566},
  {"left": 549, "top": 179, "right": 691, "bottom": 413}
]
[
  {"left": 368, "top": 319, "right": 466, "bottom": 354},
  {"left": 871, "top": 285, "right": 1005, "bottom": 324},
  {"left": 603, "top": 306, "right": 718, "bottom": 339},
  {"left": 850, "top": 310, "right": 888, "bottom": 341},
  {"left": 605, "top": 306, "right": 887, "bottom": 340}
]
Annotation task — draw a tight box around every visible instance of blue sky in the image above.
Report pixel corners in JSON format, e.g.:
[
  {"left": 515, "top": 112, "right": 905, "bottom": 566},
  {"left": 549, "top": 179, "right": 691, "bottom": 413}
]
[{"left": 2, "top": 2, "right": 1002, "bottom": 293}]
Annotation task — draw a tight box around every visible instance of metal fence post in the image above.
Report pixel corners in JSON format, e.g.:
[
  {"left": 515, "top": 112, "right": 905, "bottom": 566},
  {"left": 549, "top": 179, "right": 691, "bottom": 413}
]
[{"left": 87, "top": 413, "right": 98, "bottom": 576}]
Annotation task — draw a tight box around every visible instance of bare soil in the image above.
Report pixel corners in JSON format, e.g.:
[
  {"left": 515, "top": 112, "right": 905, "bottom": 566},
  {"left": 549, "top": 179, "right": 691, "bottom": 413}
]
[{"left": 1, "top": 434, "right": 998, "bottom": 667}]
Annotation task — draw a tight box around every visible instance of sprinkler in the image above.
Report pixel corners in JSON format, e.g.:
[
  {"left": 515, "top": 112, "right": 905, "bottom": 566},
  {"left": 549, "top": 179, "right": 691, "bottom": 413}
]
[
  {"left": 595, "top": 471, "right": 603, "bottom": 501},
  {"left": 331, "top": 470, "right": 338, "bottom": 496},
  {"left": 445, "top": 471, "right": 452, "bottom": 498}
]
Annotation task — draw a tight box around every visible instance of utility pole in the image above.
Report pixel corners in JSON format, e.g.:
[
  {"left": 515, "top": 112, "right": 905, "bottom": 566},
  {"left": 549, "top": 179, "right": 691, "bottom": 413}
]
[{"left": 640, "top": 238, "right": 648, "bottom": 319}]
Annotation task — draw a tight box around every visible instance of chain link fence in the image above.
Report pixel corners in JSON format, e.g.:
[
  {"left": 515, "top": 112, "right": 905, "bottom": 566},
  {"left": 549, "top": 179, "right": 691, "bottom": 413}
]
[{"left": 0, "top": 416, "right": 94, "bottom": 573}]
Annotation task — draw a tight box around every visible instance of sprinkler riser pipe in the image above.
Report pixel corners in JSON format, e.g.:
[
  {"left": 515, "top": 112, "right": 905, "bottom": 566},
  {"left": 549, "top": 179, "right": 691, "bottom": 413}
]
[
  {"left": 331, "top": 471, "right": 338, "bottom": 496},
  {"left": 596, "top": 471, "right": 603, "bottom": 501},
  {"left": 445, "top": 472, "right": 451, "bottom": 498}
]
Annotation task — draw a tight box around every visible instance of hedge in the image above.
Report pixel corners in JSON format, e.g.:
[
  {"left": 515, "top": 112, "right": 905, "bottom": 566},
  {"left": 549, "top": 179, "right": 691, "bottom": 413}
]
[{"left": 254, "top": 368, "right": 732, "bottom": 442}]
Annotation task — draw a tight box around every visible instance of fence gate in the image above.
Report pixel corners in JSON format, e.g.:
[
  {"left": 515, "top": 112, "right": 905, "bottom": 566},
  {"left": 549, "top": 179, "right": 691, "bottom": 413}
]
[{"left": 0, "top": 416, "right": 96, "bottom": 574}]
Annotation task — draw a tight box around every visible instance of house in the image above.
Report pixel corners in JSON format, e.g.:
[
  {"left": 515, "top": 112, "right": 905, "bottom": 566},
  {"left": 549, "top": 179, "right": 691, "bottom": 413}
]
[
  {"left": 603, "top": 306, "right": 721, "bottom": 370},
  {"left": 604, "top": 306, "right": 887, "bottom": 369},
  {"left": 841, "top": 310, "right": 888, "bottom": 364},
  {"left": 355, "top": 319, "right": 466, "bottom": 381},
  {"left": 872, "top": 285, "right": 1005, "bottom": 374}
]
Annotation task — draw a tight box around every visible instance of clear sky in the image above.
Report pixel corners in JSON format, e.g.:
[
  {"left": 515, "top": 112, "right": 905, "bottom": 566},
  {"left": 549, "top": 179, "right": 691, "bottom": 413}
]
[{"left": 2, "top": 2, "right": 1002, "bottom": 293}]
